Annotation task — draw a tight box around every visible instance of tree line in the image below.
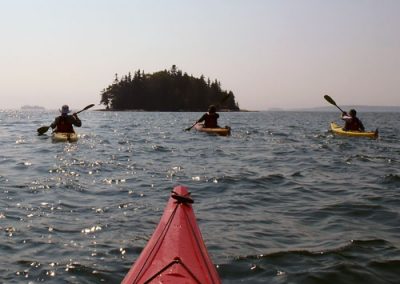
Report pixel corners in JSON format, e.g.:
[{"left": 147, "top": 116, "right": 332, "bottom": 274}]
[{"left": 100, "top": 65, "right": 240, "bottom": 111}]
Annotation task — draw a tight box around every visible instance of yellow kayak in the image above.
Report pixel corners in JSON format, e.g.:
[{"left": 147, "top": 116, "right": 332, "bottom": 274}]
[
  {"left": 52, "top": 132, "right": 79, "bottom": 142},
  {"left": 330, "top": 122, "right": 378, "bottom": 139},
  {"left": 194, "top": 123, "right": 231, "bottom": 136}
]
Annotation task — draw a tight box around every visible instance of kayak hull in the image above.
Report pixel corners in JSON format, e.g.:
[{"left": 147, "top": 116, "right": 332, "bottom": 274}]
[
  {"left": 330, "top": 122, "right": 378, "bottom": 138},
  {"left": 52, "top": 132, "right": 79, "bottom": 142},
  {"left": 194, "top": 123, "right": 231, "bottom": 136},
  {"left": 122, "top": 185, "right": 221, "bottom": 284}
]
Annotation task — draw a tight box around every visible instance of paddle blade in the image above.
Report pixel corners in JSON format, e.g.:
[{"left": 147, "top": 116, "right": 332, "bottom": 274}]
[
  {"left": 324, "top": 95, "right": 337, "bottom": 106},
  {"left": 83, "top": 104, "right": 95, "bottom": 110},
  {"left": 76, "top": 104, "right": 95, "bottom": 114},
  {"left": 324, "top": 95, "right": 346, "bottom": 113},
  {"left": 37, "top": 126, "right": 50, "bottom": 135}
]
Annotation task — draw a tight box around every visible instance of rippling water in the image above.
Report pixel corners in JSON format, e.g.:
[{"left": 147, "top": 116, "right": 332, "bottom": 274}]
[{"left": 0, "top": 110, "right": 399, "bottom": 283}]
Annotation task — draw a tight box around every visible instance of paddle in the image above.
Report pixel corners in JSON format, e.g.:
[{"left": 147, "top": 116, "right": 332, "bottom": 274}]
[
  {"left": 324, "top": 95, "right": 346, "bottom": 114},
  {"left": 185, "top": 94, "right": 231, "bottom": 131},
  {"left": 37, "top": 104, "right": 95, "bottom": 135},
  {"left": 184, "top": 122, "right": 198, "bottom": 132}
]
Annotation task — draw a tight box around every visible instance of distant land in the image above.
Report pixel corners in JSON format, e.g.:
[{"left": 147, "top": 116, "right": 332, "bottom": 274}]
[
  {"left": 20, "top": 105, "right": 46, "bottom": 111},
  {"left": 272, "top": 106, "right": 400, "bottom": 112},
  {"left": 99, "top": 65, "right": 240, "bottom": 111}
]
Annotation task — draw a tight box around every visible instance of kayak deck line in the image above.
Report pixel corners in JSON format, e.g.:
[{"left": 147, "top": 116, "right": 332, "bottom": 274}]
[
  {"left": 142, "top": 257, "right": 202, "bottom": 284},
  {"left": 122, "top": 186, "right": 221, "bottom": 284}
]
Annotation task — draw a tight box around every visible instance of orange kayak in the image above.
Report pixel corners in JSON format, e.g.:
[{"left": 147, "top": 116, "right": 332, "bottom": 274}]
[
  {"left": 122, "top": 185, "right": 221, "bottom": 284},
  {"left": 51, "top": 131, "right": 79, "bottom": 142},
  {"left": 194, "top": 123, "right": 231, "bottom": 136}
]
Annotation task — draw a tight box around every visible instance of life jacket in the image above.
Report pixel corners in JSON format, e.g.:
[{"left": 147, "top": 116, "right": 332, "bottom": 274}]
[
  {"left": 344, "top": 117, "right": 363, "bottom": 131},
  {"left": 204, "top": 113, "right": 219, "bottom": 128},
  {"left": 55, "top": 116, "right": 75, "bottom": 133}
]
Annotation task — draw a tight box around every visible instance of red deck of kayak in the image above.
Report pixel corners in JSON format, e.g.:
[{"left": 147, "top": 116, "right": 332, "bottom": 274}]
[{"left": 122, "top": 185, "right": 221, "bottom": 284}]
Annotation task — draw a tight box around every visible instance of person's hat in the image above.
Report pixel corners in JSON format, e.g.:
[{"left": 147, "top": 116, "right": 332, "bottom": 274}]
[{"left": 60, "top": 105, "right": 71, "bottom": 114}]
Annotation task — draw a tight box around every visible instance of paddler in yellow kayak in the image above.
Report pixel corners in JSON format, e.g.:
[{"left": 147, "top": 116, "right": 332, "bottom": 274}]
[
  {"left": 341, "top": 109, "right": 365, "bottom": 131},
  {"left": 51, "top": 105, "right": 82, "bottom": 133}
]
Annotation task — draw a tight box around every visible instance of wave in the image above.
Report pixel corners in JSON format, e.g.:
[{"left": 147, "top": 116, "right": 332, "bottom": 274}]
[
  {"left": 221, "top": 239, "right": 400, "bottom": 284},
  {"left": 380, "top": 173, "right": 400, "bottom": 184}
]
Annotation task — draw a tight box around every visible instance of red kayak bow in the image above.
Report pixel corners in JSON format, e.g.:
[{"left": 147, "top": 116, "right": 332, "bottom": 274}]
[{"left": 122, "top": 185, "right": 221, "bottom": 284}]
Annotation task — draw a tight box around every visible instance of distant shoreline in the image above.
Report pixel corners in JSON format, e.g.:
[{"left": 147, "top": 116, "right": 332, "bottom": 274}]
[
  {"left": 283, "top": 106, "right": 400, "bottom": 112},
  {"left": 92, "top": 107, "right": 399, "bottom": 113},
  {"left": 20, "top": 105, "right": 46, "bottom": 111},
  {"left": 94, "top": 109, "right": 257, "bottom": 112},
  {"left": 7, "top": 106, "right": 399, "bottom": 112}
]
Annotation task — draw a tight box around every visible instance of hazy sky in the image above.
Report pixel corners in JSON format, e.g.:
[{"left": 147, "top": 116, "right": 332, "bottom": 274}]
[{"left": 1, "top": 0, "right": 399, "bottom": 110}]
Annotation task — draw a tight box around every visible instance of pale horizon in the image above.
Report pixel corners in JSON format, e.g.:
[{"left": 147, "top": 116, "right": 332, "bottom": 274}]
[{"left": 1, "top": 0, "right": 399, "bottom": 111}]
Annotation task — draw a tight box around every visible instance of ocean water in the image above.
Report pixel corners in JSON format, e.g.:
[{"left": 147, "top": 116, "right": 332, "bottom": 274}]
[{"left": 0, "top": 110, "right": 399, "bottom": 284}]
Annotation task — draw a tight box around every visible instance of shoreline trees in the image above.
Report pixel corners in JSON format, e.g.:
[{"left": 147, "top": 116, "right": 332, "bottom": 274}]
[{"left": 100, "top": 65, "right": 240, "bottom": 111}]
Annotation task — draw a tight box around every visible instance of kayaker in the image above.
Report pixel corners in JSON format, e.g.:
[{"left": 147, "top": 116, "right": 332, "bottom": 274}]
[
  {"left": 51, "top": 105, "right": 82, "bottom": 133},
  {"left": 341, "top": 109, "right": 365, "bottom": 131},
  {"left": 197, "top": 105, "right": 220, "bottom": 128}
]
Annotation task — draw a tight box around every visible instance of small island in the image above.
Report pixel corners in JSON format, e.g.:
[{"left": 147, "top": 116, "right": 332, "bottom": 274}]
[
  {"left": 99, "top": 65, "right": 240, "bottom": 111},
  {"left": 21, "top": 105, "right": 46, "bottom": 111}
]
